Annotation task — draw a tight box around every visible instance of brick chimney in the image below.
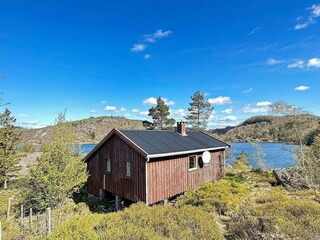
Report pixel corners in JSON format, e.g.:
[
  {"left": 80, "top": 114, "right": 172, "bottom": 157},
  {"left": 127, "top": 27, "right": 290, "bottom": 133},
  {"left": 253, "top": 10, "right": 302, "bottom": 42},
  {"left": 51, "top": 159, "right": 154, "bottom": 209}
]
[{"left": 177, "top": 121, "right": 187, "bottom": 136}]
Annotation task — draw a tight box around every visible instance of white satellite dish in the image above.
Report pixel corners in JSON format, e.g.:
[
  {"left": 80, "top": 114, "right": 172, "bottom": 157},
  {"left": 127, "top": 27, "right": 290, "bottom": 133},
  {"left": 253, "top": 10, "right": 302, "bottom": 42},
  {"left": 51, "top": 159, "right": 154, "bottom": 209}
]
[{"left": 202, "top": 151, "right": 211, "bottom": 164}]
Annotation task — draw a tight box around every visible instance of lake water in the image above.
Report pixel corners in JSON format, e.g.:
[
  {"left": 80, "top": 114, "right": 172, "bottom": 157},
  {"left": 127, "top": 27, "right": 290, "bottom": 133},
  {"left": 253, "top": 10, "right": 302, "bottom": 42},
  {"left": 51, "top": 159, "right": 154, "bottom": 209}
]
[{"left": 79, "top": 142, "right": 296, "bottom": 169}]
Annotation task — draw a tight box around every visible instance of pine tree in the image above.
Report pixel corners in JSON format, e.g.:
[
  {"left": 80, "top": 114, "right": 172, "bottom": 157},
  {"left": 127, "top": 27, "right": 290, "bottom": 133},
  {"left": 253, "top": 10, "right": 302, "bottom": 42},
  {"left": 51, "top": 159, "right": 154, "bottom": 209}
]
[
  {"left": 23, "top": 111, "right": 87, "bottom": 211},
  {"left": 0, "top": 108, "right": 22, "bottom": 187},
  {"left": 148, "top": 97, "right": 175, "bottom": 130},
  {"left": 185, "top": 91, "right": 213, "bottom": 130}
]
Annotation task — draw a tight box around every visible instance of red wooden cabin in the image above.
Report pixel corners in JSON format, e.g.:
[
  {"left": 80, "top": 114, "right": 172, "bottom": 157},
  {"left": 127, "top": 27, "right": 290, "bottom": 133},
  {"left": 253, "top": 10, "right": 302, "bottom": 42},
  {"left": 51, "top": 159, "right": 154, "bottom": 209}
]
[{"left": 84, "top": 122, "right": 229, "bottom": 205}]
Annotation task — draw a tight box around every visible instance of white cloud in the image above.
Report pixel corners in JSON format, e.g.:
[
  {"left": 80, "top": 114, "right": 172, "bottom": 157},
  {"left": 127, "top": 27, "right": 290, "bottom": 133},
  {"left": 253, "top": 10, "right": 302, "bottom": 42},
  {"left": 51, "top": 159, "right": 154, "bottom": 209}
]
[
  {"left": 294, "top": 4, "right": 320, "bottom": 30},
  {"left": 104, "top": 106, "right": 116, "bottom": 111},
  {"left": 208, "top": 96, "right": 232, "bottom": 105},
  {"left": 267, "top": 58, "right": 283, "bottom": 65},
  {"left": 131, "top": 43, "right": 147, "bottom": 53},
  {"left": 294, "top": 85, "right": 310, "bottom": 91},
  {"left": 143, "top": 97, "right": 157, "bottom": 105},
  {"left": 138, "top": 111, "right": 149, "bottom": 116},
  {"left": 142, "top": 97, "right": 175, "bottom": 106},
  {"left": 242, "top": 88, "right": 253, "bottom": 94},
  {"left": 311, "top": 4, "right": 320, "bottom": 17},
  {"left": 307, "top": 57, "right": 320, "bottom": 67},
  {"left": 170, "top": 108, "right": 186, "bottom": 117},
  {"left": 256, "top": 101, "right": 272, "bottom": 107},
  {"left": 221, "top": 116, "right": 237, "bottom": 122},
  {"left": 242, "top": 105, "right": 269, "bottom": 113},
  {"left": 21, "top": 120, "right": 39, "bottom": 125},
  {"left": 222, "top": 108, "right": 232, "bottom": 114},
  {"left": 119, "top": 108, "right": 126, "bottom": 112},
  {"left": 295, "top": 22, "right": 309, "bottom": 30},
  {"left": 132, "top": 109, "right": 140, "bottom": 113},
  {"left": 100, "top": 100, "right": 107, "bottom": 104},
  {"left": 144, "top": 29, "right": 172, "bottom": 42},
  {"left": 288, "top": 60, "right": 305, "bottom": 68},
  {"left": 89, "top": 109, "right": 97, "bottom": 114},
  {"left": 144, "top": 54, "right": 151, "bottom": 59}
]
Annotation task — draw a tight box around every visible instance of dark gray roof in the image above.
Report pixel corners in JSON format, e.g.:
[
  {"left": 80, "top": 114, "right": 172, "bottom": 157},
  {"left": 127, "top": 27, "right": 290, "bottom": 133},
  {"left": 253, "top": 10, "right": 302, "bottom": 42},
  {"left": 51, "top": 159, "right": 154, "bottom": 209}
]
[{"left": 119, "top": 130, "right": 229, "bottom": 156}]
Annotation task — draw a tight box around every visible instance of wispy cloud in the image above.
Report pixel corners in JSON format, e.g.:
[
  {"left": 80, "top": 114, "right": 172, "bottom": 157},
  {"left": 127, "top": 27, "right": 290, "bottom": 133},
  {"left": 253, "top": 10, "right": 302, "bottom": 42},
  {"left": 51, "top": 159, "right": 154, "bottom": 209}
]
[
  {"left": 294, "top": 4, "right": 320, "bottom": 30},
  {"left": 249, "top": 26, "right": 261, "bottom": 36},
  {"left": 89, "top": 109, "right": 97, "bottom": 114},
  {"left": 256, "top": 101, "right": 272, "bottom": 107},
  {"left": 131, "top": 29, "right": 172, "bottom": 56},
  {"left": 242, "top": 88, "right": 253, "bottom": 94},
  {"left": 242, "top": 103, "right": 270, "bottom": 113},
  {"left": 267, "top": 58, "right": 284, "bottom": 65},
  {"left": 137, "top": 111, "right": 149, "bottom": 116},
  {"left": 132, "top": 109, "right": 140, "bottom": 113},
  {"left": 288, "top": 60, "right": 305, "bottom": 68},
  {"left": 144, "top": 29, "right": 172, "bottom": 42},
  {"left": 208, "top": 96, "right": 232, "bottom": 105},
  {"left": 170, "top": 108, "right": 186, "bottom": 117},
  {"left": 294, "top": 85, "right": 310, "bottom": 91},
  {"left": 131, "top": 43, "right": 147, "bottom": 53},
  {"left": 100, "top": 100, "right": 107, "bottom": 104},
  {"left": 222, "top": 108, "right": 233, "bottom": 114}
]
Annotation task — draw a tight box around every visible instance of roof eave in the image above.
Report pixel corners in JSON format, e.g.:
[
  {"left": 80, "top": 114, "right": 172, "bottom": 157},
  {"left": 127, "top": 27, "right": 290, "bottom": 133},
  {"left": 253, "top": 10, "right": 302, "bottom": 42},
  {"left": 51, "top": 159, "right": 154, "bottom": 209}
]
[{"left": 147, "top": 146, "right": 229, "bottom": 159}]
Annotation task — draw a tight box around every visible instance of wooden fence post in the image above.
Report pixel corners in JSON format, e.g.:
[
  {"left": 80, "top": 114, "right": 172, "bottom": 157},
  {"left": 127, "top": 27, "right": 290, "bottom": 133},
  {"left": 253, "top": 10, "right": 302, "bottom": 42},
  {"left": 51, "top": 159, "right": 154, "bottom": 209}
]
[
  {"left": 20, "top": 205, "right": 24, "bottom": 220},
  {"left": 6, "top": 198, "right": 11, "bottom": 219},
  {"left": 46, "top": 207, "right": 51, "bottom": 235},
  {"left": 29, "top": 208, "right": 33, "bottom": 231},
  {"left": 0, "top": 221, "right": 2, "bottom": 240}
]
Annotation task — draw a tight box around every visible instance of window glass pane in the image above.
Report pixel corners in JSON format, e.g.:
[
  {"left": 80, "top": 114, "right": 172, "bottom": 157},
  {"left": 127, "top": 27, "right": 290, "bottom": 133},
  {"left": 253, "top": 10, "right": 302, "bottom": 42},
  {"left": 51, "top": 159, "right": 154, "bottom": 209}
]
[
  {"left": 189, "top": 156, "right": 196, "bottom": 169},
  {"left": 125, "top": 161, "right": 131, "bottom": 177},
  {"left": 106, "top": 158, "right": 111, "bottom": 172}
]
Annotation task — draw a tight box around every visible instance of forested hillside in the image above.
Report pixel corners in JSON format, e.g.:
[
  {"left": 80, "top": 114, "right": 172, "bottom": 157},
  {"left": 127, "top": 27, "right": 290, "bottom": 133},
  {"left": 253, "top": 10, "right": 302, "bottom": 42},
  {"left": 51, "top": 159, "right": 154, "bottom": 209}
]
[
  {"left": 16, "top": 116, "right": 146, "bottom": 144},
  {"left": 214, "top": 114, "right": 320, "bottom": 144}
]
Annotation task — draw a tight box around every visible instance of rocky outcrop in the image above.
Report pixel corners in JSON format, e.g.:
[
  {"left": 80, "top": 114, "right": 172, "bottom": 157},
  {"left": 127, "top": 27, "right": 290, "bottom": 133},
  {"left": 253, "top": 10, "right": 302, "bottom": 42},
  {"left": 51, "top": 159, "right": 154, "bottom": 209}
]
[{"left": 273, "top": 167, "right": 309, "bottom": 191}]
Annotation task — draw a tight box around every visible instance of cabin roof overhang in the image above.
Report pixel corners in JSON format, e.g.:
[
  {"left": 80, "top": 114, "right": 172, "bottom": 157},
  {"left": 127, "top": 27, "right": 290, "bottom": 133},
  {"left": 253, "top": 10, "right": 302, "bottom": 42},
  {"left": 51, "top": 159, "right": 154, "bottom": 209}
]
[{"left": 84, "top": 128, "right": 230, "bottom": 162}]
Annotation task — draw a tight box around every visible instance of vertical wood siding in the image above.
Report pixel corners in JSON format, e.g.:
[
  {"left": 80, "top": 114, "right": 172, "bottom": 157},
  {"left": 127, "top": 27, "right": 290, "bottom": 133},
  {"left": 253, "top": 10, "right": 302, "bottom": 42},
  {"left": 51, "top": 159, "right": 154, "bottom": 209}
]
[
  {"left": 147, "top": 150, "right": 225, "bottom": 205},
  {"left": 87, "top": 134, "right": 146, "bottom": 202}
]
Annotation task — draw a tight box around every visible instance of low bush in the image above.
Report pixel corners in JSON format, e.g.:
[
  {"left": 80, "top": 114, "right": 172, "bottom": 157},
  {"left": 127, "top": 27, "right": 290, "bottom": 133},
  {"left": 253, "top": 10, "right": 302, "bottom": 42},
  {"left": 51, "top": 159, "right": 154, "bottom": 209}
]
[
  {"left": 50, "top": 203, "right": 224, "bottom": 240},
  {"left": 227, "top": 188, "right": 320, "bottom": 239},
  {"left": 178, "top": 180, "right": 248, "bottom": 214}
]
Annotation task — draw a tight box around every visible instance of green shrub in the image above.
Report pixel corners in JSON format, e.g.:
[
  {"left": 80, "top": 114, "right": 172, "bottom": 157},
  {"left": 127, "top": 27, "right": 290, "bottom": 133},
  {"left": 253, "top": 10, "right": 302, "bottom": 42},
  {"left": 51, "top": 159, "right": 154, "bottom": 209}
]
[
  {"left": 97, "top": 203, "right": 224, "bottom": 240},
  {"left": 227, "top": 188, "right": 320, "bottom": 240},
  {"left": 178, "top": 180, "right": 248, "bottom": 214},
  {"left": 50, "top": 203, "right": 224, "bottom": 240}
]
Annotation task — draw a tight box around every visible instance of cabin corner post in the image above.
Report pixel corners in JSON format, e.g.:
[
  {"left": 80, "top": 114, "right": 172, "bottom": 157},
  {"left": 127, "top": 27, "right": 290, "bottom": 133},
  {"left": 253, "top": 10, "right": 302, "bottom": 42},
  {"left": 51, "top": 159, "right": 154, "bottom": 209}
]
[{"left": 145, "top": 158, "right": 149, "bottom": 206}]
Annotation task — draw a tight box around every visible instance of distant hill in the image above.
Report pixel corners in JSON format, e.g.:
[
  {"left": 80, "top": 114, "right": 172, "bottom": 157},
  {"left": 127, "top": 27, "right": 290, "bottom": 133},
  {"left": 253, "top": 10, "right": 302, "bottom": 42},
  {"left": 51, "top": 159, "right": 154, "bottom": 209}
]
[
  {"left": 213, "top": 114, "right": 320, "bottom": 144},
  {"left": 17, "top": 116, "right": 146, "bottom": 144}
]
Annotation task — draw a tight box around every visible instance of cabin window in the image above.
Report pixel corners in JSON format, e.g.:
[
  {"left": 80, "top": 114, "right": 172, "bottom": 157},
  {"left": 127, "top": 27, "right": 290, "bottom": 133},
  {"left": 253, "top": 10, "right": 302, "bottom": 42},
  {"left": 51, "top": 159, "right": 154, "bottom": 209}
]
[
  {"left": 106, "top": 157, "right": 111, "bottom": 173},
  {"left": 189, "top": 156, "right": 197, "bottom": 171},
  {"left": 125, "top": 161, "right": 131, "bottom": 178}
]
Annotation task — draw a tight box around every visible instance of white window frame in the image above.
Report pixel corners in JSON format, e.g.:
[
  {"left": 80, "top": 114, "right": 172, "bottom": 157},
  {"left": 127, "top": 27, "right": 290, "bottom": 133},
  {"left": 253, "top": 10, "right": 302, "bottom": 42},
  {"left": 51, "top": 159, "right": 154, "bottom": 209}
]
[
  {"left": 188, "top": 155, "right": 197, "bottom": 171},
  {"left": 125, "top": 161, "right": 132, "bottom": 178}
]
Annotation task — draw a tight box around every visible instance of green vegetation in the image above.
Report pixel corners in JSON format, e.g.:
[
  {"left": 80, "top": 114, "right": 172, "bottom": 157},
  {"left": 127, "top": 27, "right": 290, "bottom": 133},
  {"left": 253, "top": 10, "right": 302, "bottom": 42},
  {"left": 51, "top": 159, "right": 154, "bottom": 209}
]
[
  {"left": 0, "top": 108, "right": 23, "bottom": 187},
  {"left": 17, "top": 115, "right": 145, "bottom": 144},
  {"left": 218, "top": 114, "right": 319, "bottom": 144},
  {"left": 22, "top": 112, "right": 88, "bottom": 211},
  {"left": 186, "top": 91, "right": 213, "bottom": 130},
  {"left": 148, "top": 97, "right": 175, "bottom": 130}
]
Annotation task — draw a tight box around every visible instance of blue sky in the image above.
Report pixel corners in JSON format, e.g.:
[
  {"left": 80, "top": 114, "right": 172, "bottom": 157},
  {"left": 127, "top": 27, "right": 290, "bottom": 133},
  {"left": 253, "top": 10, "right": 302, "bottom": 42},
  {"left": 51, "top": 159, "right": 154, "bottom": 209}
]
[{"left": 1, "top": 0, "right": 319, "bottom": 129}]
